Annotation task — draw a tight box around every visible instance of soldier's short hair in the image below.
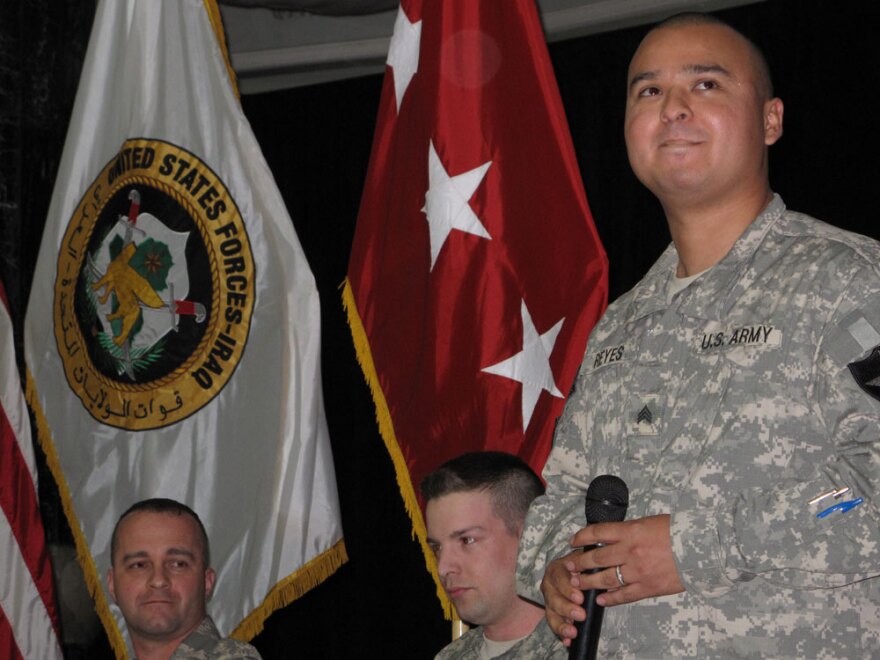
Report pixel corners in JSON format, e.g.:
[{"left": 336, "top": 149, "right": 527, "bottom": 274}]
[
  {"left": 110, "top": 497, "right": 211, "bottom": 568},
  {"left": 421, "top": 452, "right": 545, "bottom": 534}
]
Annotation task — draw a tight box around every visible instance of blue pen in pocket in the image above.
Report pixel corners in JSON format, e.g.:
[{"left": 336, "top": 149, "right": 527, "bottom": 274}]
[{"left": 817, "top": 498, "right": 864, "bottom": 519}]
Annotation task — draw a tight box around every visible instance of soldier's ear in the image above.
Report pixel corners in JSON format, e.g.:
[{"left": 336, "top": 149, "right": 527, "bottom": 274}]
[
  {"left": 204, "top": 567, "right": 216, "bottom": 600},
  {"left": 107, "top": 568, "right": 117, "bottom": 603},
  {"left": 763, "top": 97, "right": 783, "bottom": 145}
]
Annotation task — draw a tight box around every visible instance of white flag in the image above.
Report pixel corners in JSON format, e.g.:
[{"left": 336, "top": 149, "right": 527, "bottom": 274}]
[{"left": 24, "top": 0, "right": 345, "bottom": 654}]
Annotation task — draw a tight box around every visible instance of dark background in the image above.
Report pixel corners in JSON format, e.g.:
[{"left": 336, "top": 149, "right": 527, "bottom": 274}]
[{"left": 2, "top": 0, "right": 878, "bottom": 657}]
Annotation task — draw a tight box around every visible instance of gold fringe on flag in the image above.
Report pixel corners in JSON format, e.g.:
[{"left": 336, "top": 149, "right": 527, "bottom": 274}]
[
  {"left": 201, "top": 0, "right": 353, "bottom": 641},
  {"left": 28, "top": 365, "right": 350, "bottom": 653},
  {"left": 26, "top": 370, "right": 128, "bottom": 660},
  {"left": 25, "top": 7, "right": 341, "bottom": 656},
  {"left": 341, "top": 278, "right": 454, "bottom": 619},
  {"left": 231, "top": 539, "right": 349, "bottom": 640},
  {"left": 203, "top": 0, "right": 240, "bottom": 100}
]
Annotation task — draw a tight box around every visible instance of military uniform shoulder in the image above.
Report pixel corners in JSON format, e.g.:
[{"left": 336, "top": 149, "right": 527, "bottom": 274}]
[
  {"left": 171, "top": 617, "right": 262, "bottom": 660},
  {"left": 500, "top": 619, "right": 565, "bottom": 659},
  {"left": 201, "top": 637, "right": 262, "bottom": 660},
  {"left": 435, "top": 621, "right": 564, "bottom": 660},
  {"left": 776, "top": 209, "right": 880, "bottom": 270},
  {"left": 172, "top": 638, "right": 262, "bottom": 660},
  {"left": 434, "top": 627, "right": 483, "bottom": 660}
]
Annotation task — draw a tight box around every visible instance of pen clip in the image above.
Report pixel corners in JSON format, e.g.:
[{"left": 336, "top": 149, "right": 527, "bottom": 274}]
[{"left": 807, "top": 486, "right": 850, "bottom": 506}]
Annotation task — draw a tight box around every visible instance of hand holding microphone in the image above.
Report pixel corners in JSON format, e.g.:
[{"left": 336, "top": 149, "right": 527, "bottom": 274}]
[
  {"left": 568, "top": 475, "right": 629, "bottom": 660},
  {"left": 539, "top": 482, "right": 684, "bottom": 652}
]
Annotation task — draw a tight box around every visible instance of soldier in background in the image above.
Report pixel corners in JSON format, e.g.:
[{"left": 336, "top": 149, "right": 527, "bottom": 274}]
[
  {"left": 518, "top": 12, "right": 880, "bottom": 658},
  {"left": 423, "top": 452, "right": 562, "bottom": 659},
  {"left": 108, "top": 498, "right": 262, "bottom": 660}
]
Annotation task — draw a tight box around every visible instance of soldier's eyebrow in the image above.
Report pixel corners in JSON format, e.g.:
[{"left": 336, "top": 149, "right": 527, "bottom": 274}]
[
  {"left": 687, "top": 63, "right": 733, "bottom": 79},
  {"left": 628, "top": 63, "right": 733, "bottom": 92},
  {"left": 121, "top": 550, "right": 149, "bottom": 563},
  {"left": 450, "top": 525, "right": 484, "bottom": 539},
  {"left": 628, "top": 70, "right": 659, "bottom": 92},
  {"left": 120, "top": 547, "right": 196, "bottom": 562}
]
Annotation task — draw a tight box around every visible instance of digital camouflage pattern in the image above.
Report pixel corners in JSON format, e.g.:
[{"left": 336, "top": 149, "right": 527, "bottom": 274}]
[
  {"left": 518, "top": 196, "right": 880, "bottom": 658},
  {"left": 170, "top": 617, "right": 262, "bottom": 659},
  {"left": 435, "top": 618, "right": 563, "bottom": 659}
]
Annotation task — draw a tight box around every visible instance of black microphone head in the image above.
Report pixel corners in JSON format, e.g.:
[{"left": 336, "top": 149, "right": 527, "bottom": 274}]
[{"left": 585, "top": 474, "right": 629, "bottom": 524}]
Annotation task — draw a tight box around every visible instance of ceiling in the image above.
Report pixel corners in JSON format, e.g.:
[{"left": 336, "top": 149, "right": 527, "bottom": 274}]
[{"left": 218, "top": 0, "right": 764, "bottom": 94}]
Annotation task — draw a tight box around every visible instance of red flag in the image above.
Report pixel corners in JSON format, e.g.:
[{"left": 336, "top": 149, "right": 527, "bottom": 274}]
[
  {"left": 0, "top": 280, "right": 63, "bottom": 659},
  {"left": 343, "top": 0, "right": 607, "bottom": 610}
]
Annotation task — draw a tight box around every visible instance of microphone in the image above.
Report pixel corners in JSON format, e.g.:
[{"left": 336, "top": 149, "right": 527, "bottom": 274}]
[{"left": 568, "top": 474, "right": 629, "bottom": 660}]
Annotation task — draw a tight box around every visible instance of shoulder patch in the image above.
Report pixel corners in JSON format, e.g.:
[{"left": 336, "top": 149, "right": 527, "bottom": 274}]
[
  {"left": 824, "top": 307, "right": 880, "bottom": 367},
  {"left": 848, "top": 347, "right": 880, "bottom": 401}
]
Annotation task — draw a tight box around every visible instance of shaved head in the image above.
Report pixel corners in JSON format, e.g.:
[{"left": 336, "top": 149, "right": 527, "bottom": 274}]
[{"left": 645, "top": 12, "right": 773, "bottom": 99}]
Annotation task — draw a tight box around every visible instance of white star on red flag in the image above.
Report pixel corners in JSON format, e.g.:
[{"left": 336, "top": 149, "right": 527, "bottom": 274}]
[
  {"left": 386, "top": 6, "right": 422, "bottom": 112},
  {"left": 345, "top": 0, "right": 609, "bottom": 616},
  {"left": 421, "top": 140, "right": 492, "bottom": 270},
  {"left": 482, "top": 301, "right": 565, "bottom": 431}
]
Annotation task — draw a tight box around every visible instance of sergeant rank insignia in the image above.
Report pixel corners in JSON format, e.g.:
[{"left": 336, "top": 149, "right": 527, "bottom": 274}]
[{"left": 54, "top": 138, "right": 255, "bottom": 430}]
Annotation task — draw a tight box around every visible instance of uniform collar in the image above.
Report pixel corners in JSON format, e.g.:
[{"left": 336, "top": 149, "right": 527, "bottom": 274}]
[{"left": 624, "top": 194, "right": 786, "bottom": 325}]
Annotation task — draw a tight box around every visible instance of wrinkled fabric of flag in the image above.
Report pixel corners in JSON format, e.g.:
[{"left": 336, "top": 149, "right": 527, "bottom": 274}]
[
  {"left": 344, "top": 0, "right": 607, "bottom": 613},
  {"left": 1, "top": 280, "right": 63, "bottom": 660},
  {"left": 25, "top": 0, "right": 345, "bottom": 654}
]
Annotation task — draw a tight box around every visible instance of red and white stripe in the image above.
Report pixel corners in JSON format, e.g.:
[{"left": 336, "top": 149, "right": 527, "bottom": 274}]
[{"left": 0, "top": 281, "right": 63, "bottom": 660}]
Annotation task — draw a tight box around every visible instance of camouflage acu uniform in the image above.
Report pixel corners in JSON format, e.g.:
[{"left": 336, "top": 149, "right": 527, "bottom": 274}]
[
  {"left": 518, "top": 195, "right": 880, "bottom": 658},
  {"left": 435, "top": 619, "right": 562, "bottom": 659},
  {"left": 170, "top": 616, "right": 262, "bottom": 659}
]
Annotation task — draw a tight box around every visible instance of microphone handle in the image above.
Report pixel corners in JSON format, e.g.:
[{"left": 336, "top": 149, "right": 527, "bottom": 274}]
[{"left": 567, "top": 560, "right": 604, "bottom": 660}]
